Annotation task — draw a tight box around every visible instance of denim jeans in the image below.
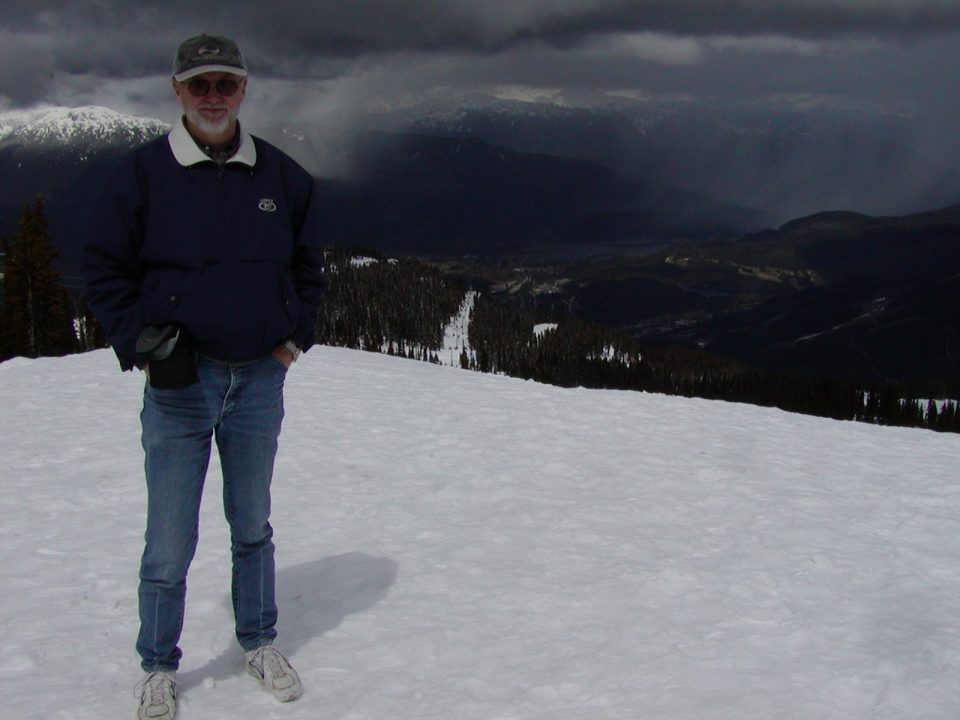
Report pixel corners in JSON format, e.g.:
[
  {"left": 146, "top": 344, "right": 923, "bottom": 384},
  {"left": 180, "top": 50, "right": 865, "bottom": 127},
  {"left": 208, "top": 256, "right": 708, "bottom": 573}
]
[{"left": 137, "top": 353, "right": 287, "bottom": 671}]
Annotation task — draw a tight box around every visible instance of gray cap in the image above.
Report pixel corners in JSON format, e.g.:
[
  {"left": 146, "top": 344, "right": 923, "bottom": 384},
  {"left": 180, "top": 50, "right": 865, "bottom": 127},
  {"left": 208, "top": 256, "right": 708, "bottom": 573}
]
[{"left": 173, "top": 33, "right": 247, "bottom": 82}]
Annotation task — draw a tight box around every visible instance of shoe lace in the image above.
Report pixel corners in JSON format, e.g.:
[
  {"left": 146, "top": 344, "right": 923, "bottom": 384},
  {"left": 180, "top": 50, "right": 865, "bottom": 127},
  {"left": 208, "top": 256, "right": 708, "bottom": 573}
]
[
  {"left": 135, "top": 671, "right": 176, "bottom": 705},
  {"left": 250, "top": 646, "right": 290, "bottom": 681}
]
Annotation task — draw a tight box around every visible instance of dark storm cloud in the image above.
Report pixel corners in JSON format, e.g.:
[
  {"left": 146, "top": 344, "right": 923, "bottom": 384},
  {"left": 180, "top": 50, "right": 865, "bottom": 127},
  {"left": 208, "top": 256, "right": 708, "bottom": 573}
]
[
  {"left": 3, "top": 0, "right": 960, "bottom": 148},
  {"left": 524, "top": 1, "right": 960, "bottom": 45},
  {"left": 177, "top": 1, "right": 960, "bottom": 58},
  {"left": 5, "top": 1, "right": 960, "bottom": 85}
]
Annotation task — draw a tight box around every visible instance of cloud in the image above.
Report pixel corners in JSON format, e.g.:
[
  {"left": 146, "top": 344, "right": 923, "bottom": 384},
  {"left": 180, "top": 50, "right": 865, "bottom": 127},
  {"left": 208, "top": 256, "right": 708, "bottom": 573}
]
[
  {"left": 490, "top": 85, "right": 565, "bottom": 104},
  {"left": 587, "top": 32, "right": 704, "bottom": 65},
  {"left": 705, "top": 35, "right": 822, "bottom": 57},
  {"left": 0, "top": 30, "right": 57, "bottom": 106},
  {"left": 1, "top": 0, "right": 959, "bottom": 164},
  {"left": 3, "top": 2, "right": 960, "bottom": 81},
  {"left": 525, "top": 1, "right": 960, "bottom": 44}
]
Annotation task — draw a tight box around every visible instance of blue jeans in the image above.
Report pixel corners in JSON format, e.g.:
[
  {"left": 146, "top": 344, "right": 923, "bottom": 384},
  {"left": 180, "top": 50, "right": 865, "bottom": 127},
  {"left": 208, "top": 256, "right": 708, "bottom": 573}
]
[{"left": 137, "top": 353, "right": 287, "bottom": 671}]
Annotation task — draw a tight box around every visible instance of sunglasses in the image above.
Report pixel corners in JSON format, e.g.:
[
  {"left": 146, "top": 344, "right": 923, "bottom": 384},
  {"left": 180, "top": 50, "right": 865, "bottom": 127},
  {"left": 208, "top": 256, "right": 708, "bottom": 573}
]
[{"left": 185, "top": 77, "right": 242, "bottom": 97}]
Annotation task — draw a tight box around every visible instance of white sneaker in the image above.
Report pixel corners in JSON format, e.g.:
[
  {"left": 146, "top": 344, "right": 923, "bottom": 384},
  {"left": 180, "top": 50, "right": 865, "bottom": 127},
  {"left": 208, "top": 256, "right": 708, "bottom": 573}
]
[
  {"left": 245, "top": 645, "right": 303, "bottom": 702},
  {"left": 136, "top": 671, "right": 177, "bottom": 720}
]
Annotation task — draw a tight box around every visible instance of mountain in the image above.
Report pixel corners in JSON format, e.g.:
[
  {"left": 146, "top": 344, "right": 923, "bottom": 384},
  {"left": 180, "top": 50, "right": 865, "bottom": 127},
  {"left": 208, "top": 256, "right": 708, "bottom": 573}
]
[
  {"left": 364, "top": 96, "right": 960, "bottom": 225},
  {"left": 0, "top": 106, "right": 169, "bottom": 209},
  {"left": 677, "top": 207, "right": 960, "bottom": 385},
  {"left": 0, "top": 106, "right": 169, "bottom": 287},
  {"left": 497, "top": 205, "right": 960, "bottom": 388},
  {"left": 0, "top": 105, "right": 168, "bottom": 152},
  {"left": 306, "top": 131, "right": 767, "bottom": 257}
]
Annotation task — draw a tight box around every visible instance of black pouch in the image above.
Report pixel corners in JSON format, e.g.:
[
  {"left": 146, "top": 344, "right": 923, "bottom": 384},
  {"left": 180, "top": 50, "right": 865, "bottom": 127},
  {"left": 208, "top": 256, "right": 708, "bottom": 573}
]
[{"left": 136, "top": 324, "right": 198, "bottom": 389}]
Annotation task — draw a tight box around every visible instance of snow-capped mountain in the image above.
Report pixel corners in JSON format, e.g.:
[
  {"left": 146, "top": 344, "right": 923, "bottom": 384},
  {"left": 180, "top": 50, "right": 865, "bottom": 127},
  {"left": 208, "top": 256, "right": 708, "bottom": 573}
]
[
  {"left": 0, "top": 105, "right": 168, "bottom": 153},
  {"left": 0, "top": 107, "right": 169, "bottom": 283}
]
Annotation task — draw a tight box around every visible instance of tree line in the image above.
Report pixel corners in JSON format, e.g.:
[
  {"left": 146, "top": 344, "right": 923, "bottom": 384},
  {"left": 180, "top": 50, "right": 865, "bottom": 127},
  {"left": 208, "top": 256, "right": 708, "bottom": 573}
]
[
  {"left": 463, "top": 292, "right": 959, "bottom": 432},
  {"left": 316, "top": 248, "right": 464, "bottom": 360},
  {"left": 2, "top": 198, "right": 957, "bottom": 433}
]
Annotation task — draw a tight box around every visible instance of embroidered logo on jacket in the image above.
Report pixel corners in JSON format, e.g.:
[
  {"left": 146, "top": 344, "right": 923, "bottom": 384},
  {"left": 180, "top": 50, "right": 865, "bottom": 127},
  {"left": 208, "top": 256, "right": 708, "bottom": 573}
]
[{"left": 258, "top": 198, "right": 277, "bottom": 212}]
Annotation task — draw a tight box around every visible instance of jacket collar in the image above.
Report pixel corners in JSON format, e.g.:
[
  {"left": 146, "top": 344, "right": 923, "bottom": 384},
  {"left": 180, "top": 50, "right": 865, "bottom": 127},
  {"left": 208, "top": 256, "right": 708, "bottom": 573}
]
[{"left": 167, "top": 116, "right": 257, "bottom": 168}]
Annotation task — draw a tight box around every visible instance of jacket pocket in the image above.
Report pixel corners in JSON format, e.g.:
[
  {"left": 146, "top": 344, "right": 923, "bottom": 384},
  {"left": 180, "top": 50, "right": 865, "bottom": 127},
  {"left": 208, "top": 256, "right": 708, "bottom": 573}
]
[{"left": 140, "top": 270, "right": 184, "bottom": 325}]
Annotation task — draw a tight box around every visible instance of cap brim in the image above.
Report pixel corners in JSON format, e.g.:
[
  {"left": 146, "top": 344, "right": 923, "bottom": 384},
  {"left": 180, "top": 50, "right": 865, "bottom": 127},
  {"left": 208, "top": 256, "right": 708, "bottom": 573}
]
[{"left": 174, "top": 65, "right": 248, "bottom": 82}]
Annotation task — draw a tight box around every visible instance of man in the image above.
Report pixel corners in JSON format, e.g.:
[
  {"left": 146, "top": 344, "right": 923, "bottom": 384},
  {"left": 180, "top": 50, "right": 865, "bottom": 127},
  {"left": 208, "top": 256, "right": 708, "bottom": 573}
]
[{"left": 82, "top": 34, "right": 325, "bottom": 720}]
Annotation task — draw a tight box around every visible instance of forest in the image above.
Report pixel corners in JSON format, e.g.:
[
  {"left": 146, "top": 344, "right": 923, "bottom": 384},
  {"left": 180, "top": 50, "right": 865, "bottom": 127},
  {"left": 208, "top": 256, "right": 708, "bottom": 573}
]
[{"left": 313, "top": 250, "right": 959, "bottom": 433}]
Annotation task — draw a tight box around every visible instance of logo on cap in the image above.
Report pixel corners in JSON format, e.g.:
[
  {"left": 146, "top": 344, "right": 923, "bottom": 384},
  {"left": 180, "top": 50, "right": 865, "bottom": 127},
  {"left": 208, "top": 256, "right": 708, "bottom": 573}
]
[{"left": 198, "top": 45, "right": 221, "bottom": 56}]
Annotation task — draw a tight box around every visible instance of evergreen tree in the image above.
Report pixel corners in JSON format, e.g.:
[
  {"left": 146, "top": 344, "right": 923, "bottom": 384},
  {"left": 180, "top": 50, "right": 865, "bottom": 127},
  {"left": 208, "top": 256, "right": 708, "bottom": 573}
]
[{"left": 1, "top": 196, "right": 77, "bottom": 359}]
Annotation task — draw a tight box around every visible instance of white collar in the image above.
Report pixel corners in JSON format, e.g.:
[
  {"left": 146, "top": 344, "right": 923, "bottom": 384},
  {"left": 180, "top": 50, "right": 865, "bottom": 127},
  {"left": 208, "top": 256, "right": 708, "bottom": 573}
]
[{"left": 167, "top": 116, "right": 257, "bottom": 168}]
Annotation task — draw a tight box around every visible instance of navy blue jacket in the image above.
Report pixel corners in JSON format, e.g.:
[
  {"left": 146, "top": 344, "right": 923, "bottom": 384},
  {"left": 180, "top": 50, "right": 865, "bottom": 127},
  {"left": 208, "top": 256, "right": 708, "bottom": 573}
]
[{"left": 83, "top": 119, "right": 325, "bottom": 370}]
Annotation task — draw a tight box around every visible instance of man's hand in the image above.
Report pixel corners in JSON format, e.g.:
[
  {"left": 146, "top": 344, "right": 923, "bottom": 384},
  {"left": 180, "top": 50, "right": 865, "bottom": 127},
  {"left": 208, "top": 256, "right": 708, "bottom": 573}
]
[{"left": 272, "top": 345, "right": 295, "bottom": 368}]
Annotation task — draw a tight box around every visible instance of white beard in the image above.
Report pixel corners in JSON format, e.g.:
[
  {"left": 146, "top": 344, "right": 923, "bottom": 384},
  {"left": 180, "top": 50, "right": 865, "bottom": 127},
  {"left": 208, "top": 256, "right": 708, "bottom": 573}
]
[{"left": 184, "top": 105, "right": 238, "bottom": 138}]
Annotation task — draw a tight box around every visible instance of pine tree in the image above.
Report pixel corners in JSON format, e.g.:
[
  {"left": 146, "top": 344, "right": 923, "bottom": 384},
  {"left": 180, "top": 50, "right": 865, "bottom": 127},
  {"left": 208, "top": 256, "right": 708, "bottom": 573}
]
[
  {"left": 926, "top": 399, "right": 939, "bottom": 429},
  {"left": 1, "top": 196, "right": 77, "bottom": 359}
]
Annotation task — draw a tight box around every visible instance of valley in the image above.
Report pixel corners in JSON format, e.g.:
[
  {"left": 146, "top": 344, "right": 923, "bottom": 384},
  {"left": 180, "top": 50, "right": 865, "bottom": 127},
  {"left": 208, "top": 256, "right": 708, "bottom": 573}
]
[{"left": 428, "top": 206, "right": 960, "bottom": 390}]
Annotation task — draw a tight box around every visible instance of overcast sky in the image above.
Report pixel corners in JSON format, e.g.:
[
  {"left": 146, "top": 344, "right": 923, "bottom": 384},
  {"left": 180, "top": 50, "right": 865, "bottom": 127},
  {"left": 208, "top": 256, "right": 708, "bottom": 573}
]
[{"left": 2, "top": 0, "right": 960, "bottom": 132}]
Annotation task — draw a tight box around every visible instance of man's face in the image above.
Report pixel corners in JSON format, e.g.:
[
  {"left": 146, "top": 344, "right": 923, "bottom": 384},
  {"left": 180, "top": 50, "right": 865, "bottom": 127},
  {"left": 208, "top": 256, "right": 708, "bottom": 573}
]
[{"left": 173, "top": 71, "right": 246, "bottom": 141}]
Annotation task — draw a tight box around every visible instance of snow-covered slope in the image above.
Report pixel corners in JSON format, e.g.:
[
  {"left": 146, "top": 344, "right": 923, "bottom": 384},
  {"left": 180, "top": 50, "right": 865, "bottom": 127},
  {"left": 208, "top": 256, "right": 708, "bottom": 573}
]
[
  {"left": 0, "top": 105, "right": 168, "bottom": 151},
  {"left": 1, "top": 348, "right": 959, "bottom": 719}
]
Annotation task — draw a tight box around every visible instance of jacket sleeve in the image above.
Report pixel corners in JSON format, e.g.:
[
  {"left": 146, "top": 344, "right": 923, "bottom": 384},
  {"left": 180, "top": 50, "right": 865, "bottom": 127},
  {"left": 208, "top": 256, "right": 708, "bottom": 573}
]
[
  {"left": 81, "top": 161, "right": 146, "bottom": 371},
  {"left": 288, "top": 176, "right": 326, "bottom": 352}
]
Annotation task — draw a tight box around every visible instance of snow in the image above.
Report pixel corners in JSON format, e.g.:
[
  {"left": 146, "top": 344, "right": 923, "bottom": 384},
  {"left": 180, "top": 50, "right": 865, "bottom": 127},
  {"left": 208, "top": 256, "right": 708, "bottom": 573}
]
[
  {"left": 0, "top": 105, "right": 168, "bottom": 148},
  {"left": 439, "top": 290, "right": 476, "bottom": 367},
  {"left": 2, "top": 347, "right": 960, "bottom": 719},
  {"left": 350, "top": 257, "right": 380, "bottom": 267}
]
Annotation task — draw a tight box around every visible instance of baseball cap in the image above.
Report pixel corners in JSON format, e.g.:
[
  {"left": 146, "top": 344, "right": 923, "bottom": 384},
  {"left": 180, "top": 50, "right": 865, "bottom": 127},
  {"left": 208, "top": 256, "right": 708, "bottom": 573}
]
[{"left": 173, "top": 33, "right": 248, "bottom": 82}]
